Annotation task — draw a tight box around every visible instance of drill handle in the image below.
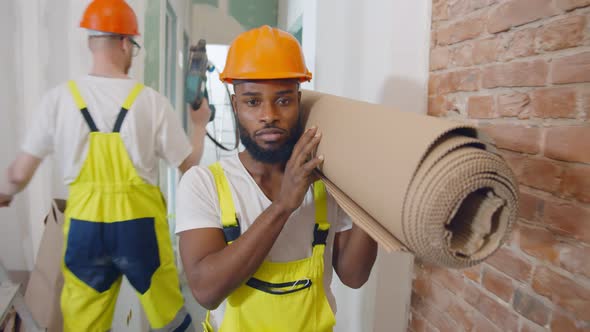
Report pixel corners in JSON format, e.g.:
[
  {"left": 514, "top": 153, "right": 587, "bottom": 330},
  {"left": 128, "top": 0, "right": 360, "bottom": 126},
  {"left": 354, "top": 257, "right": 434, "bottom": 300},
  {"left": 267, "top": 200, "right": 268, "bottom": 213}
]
[{"left": 191, "top": 88, "right": 215, "bottom": 122}]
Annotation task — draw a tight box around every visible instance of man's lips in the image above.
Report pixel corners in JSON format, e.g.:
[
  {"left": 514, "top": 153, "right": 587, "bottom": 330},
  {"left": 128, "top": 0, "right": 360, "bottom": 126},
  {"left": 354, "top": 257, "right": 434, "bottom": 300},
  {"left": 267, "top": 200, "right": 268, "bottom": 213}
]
[{"left": 255, "top": 128, "right": 287, "bottom": 141}]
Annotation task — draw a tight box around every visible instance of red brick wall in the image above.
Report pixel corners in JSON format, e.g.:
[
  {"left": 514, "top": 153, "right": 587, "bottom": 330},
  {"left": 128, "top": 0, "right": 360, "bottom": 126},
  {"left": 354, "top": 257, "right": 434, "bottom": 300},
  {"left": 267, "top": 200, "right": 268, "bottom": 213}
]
[{"left": 412, "top": 0, "right": 590, "bottom": 331}]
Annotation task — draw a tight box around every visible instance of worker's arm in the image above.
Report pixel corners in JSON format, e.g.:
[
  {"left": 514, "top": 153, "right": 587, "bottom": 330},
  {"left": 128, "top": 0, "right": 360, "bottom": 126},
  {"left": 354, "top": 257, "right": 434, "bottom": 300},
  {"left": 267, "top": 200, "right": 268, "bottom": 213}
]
[
  {"left": 1, "top": 89, "right": 55, "bottom": 208},
  {"left": 179, "top": 127, "right": 323, "bottom": 310},
  {"left": 0, "top": 152, "right": 43, "bottom": 207},
  {"left": 178, "top": 100, "right": 211, "bottom": 174},
  {"left": 332, "top": 225, "right": 378, "bottom": 289}
]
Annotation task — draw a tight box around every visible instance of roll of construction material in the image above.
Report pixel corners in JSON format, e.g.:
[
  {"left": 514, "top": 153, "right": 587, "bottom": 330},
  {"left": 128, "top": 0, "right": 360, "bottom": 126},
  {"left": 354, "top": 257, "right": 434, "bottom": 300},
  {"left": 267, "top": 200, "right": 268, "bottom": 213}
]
[{"left": 301, "top": 91, "right": 518, "bottom": 268}]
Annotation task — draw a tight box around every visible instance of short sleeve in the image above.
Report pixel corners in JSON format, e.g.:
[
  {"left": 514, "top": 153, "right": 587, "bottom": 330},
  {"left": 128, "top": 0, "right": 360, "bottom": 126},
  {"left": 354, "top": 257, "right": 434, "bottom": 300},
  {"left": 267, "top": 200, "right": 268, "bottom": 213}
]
[
  {"left": 328, "top": 193, "right": 353, "bottom": 233},
  {"left": 155, "top": 98, "right": 192, "bottom": 168},
  {"left": 175, "top": 166, "right": 223, "bottom": 234},
  {"left": 21, "top": 91, "right": 57, "bottom": 158}
]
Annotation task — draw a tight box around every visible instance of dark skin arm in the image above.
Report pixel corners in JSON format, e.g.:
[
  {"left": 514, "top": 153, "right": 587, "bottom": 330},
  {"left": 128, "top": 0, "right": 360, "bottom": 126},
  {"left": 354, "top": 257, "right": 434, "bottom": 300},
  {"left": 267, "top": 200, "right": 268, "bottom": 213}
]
[
  {"left": 332, "top": 225, "right": 378, "bottom": 289},
  {"left": 179, "top": 206, "right": 292, "bottom": 310},
  {"left": 179, "top": 127, "right": 323, "bottom": 310}
]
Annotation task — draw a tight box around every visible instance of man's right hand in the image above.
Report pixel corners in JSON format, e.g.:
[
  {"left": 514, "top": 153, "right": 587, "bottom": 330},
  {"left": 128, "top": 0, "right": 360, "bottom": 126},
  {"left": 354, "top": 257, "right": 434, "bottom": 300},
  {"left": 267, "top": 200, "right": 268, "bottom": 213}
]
[
  {"left": 275, "top": 126, "right": 324, "bottom": 213},
  {"left": 190, "top": 97, "right": 212, "bottom": 129},
  {"left": 0, "top": 193, "right": 13, "bottom": 208},
  {"left": 180, "top": 127, "right": 324, "bottom": 309}
]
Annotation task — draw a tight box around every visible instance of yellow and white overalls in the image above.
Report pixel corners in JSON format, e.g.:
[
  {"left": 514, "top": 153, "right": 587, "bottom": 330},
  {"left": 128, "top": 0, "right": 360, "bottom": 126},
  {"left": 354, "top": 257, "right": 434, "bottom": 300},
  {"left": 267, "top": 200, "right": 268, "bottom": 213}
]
[
  {"left": 204, "top": 162, "right": 336, "bottom": 332},
  {"left": 60, "top": 81, "right": 192, "bottom": 332}
]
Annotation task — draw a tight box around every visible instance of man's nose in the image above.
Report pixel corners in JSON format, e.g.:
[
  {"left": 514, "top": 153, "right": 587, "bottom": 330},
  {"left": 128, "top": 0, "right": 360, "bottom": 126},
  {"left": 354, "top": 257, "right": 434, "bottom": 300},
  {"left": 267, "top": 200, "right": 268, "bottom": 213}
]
[{"left": 259, "top": 101, "right": 279, "bottom": 124}]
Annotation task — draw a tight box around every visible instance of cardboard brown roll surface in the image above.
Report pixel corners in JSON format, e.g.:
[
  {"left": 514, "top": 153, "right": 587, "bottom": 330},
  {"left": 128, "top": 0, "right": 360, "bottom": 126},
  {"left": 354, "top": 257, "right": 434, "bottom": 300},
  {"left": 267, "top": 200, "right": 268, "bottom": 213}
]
[
  {"left": 24, "top": 199, "right": 65, "bottom": 331},
  {"left": 301, "top": 91, "right": 518, "bottom": 268}
]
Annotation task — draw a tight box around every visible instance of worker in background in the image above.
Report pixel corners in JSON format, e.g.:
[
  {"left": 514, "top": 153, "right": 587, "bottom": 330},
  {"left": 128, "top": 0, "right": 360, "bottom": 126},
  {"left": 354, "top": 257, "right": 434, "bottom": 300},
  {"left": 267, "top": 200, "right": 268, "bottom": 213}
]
[
  {"left": 176, "top": 25, "right": 378, "bottom": 331},
  {"left": 0, "top": 0, "right": 209, "bottom": 331}
]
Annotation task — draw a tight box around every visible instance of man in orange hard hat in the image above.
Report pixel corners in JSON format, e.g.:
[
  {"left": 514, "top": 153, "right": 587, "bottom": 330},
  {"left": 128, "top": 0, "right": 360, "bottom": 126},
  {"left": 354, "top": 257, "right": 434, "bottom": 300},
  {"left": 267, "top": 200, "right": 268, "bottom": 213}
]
[
  {"left": 176, "top": 25, "right": 378, "bottom": 331},
  {"left": 0, "top": 0, "right": 207, "bottom": 330}
]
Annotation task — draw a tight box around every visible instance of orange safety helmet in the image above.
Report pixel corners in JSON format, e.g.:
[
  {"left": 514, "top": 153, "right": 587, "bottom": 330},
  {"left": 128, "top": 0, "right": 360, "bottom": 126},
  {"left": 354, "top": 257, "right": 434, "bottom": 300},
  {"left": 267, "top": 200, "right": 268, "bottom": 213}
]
[
  {"left": 80, "top": 0, "right": 139, "bottom": 36},
  {"left": 220, "top": 25, "right": 312, "bottom": 83}
]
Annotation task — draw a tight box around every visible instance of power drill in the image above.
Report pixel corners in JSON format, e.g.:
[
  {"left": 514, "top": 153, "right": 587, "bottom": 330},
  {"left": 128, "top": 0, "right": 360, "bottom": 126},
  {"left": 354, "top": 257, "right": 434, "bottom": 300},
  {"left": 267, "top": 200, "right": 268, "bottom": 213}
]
[{"left": 185, "top": 39, "right": 215, "bottom": 121}]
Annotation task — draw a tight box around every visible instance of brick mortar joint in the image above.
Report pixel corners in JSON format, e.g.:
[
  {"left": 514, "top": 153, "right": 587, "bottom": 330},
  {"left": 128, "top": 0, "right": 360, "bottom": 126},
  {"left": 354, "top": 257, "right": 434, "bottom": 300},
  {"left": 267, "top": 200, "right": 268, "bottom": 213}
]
[
  {"left": 517, "top": 184, "right": 590, "bottom": 209},
  {"left": 441, "top": 112, "right": 588, "bottom": 128},
  {"left": 433, "top": 0, "right": 516, "bottom": 29},
  {"left": 576, "top": 85, "right": 589, "bottom": 119},
  {"left": 483, "top": 260, "right": 524, "bottom": 282},
  {"left": 411, "top": 294, "right": 463, "bottom": 328},
  {"left": 517, "top": 222, "right": 590, "bottom": 257},
  {"left": 464, "top": 278, "right": 524, "bottom": 319},
  {"left": 415, "top": 276, "right": 502, "bottom": 330},
  {"left": 409, "top": 310, "right": 452, "bottom": 332},
  {"left": 481, "top": 263, "right": 518, "bottom": 301},
  {"left": 433, "top": 3, "right": 498, "bottom": 28},
  {"left": 413, "top": 263, "right": 590, "bottom": 329},
  {"left": 433, "top": 84, "right": 583, "bottom": 95},
  {"left": 430, "top": 88, "right": 590, "bottom": 127},
  {"left": 433, "top": 3, "right": 590, "bottom": 32},
  {"left": 428, "top": 46, "right": 590, "bottom": 75},
  {"left": 468, "top": 264, "right": 561, "bottom": 328},
  {"left": 513, "top": 239, "right": 590, "bottom": 288},
  {"left": 432, "top": 12, "right": 590, "bottom": 52}
]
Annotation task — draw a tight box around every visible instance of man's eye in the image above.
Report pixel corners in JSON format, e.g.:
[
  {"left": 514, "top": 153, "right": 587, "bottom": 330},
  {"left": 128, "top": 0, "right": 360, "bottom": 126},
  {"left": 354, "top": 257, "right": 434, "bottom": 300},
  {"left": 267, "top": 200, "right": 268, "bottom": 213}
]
[
  {"left": 277, "top": 98, "right": 291, "bottom": 106},
  {"left": 246, "top": 99, "right": 260, "bottom": 107}
]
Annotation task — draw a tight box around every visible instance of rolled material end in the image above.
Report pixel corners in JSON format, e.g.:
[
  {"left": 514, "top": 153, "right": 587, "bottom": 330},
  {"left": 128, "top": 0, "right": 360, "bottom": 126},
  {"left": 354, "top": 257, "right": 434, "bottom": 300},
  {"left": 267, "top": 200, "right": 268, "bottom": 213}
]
[
  {"left": 446, "top": 188, "right": 508, "bottom": 259},
  {"left": 404, "top": 137, "right": 519, "bottom": 268}
]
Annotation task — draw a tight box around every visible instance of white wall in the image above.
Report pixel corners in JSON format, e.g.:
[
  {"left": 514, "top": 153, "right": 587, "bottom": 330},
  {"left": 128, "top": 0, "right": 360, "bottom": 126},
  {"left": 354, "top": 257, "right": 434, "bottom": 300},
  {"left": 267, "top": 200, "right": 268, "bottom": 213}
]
[
  {"left": 0, "top": 0, "right": 31, "bottom": 271},
  {"left": 0, "top": 0, "right": 96, "bottom": 272},
  {"left": 313, "top": 1, "right": 432, "bottom": 111},
  {"left": 304, "top": 1, "right": 433, "bottom": 331}
]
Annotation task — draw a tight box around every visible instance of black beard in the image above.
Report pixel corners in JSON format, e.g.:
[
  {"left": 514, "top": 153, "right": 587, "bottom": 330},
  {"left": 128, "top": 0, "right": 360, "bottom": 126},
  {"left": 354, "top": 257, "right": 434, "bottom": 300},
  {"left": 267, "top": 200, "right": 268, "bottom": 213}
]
[{"left": 238, "top": 121, "right": 302, "bottom": 164}]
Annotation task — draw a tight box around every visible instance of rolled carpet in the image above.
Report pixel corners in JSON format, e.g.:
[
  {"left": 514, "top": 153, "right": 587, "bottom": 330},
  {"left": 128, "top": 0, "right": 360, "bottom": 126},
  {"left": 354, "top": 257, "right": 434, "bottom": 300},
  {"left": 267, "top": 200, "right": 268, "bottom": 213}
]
[{"left": 300, "top": 91, "right": 518, "bottom": 268}]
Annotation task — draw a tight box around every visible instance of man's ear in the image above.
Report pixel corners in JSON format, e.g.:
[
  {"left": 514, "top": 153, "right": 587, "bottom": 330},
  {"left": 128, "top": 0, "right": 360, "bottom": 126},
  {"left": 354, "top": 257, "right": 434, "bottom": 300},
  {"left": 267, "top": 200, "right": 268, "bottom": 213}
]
[
  {"left": 231, "top": 94, "right": 238, "bottom": 115},
  {"left": 121, "top": 37, "right": 131, "bottom": 53}
]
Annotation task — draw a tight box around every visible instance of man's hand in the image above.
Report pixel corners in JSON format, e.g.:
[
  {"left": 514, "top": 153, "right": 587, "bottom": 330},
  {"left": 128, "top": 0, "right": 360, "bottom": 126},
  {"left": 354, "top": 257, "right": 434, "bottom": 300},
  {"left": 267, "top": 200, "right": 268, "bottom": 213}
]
[
  {"left": 0, "top": 152, "right": 43, "bottom": 206},
  {"left": 0, "top": 193, "right": 13, "bottom": 208},
  {"left": 180, "top": 128, "right": 323, "bottom": 309},
  {"left": 190, "top": 97, "right": 212, "bottom": 129},
  {"left": 275, "top": 126, "right": 324, "bottom": 213}
]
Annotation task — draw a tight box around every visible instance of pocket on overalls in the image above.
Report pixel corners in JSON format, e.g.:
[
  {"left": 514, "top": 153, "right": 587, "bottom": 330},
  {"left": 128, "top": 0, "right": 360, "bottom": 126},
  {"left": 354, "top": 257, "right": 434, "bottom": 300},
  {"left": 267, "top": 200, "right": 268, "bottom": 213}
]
[
  {"left": 223, "top": 276, "right": 322, "bottom": 332},
  {"left": 245, "top": 277, "right": 312, "bottom": 295},
  {"left": 65, "top": 219, "right": 120, "bottom": 292},
  {"left": 109, "top": 217, "right": 161, "bottom": 294}
]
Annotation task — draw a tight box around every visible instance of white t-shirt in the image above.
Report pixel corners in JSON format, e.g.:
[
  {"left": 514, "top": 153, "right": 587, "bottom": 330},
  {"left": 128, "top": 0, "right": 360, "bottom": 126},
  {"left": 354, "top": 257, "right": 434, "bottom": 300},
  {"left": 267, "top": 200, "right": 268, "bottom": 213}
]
[
  {"left": 175, "top": 154, "right": 353, "bottom": 329},
  {"left": 22, "top": 75, "right": 192, "bottom": 186}
]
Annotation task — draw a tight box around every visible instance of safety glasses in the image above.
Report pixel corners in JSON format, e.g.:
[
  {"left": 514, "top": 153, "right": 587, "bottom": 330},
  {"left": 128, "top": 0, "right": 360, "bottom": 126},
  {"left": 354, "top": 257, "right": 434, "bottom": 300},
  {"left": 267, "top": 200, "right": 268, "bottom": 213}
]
[
  {"left": 128, "top": 38, "right": 141, "bottom": 57},
  {"left": 119, "top": 36, "right": 141, "bottom": 57}
]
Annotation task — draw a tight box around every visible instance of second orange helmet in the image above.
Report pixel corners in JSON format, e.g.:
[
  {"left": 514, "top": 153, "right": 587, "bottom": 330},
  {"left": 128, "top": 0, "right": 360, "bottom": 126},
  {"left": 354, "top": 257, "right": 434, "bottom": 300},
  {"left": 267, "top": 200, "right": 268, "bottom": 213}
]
[{"left": 80, "top": 0, "right": 139, "bottom": 36}]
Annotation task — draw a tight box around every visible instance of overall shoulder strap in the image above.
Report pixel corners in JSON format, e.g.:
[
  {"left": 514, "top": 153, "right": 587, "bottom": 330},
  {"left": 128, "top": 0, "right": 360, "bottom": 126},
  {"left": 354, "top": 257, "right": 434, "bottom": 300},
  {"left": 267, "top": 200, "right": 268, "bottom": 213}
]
[
  {"left": 313, "top": 180, "right": 330, "bottom": 246},
  {"left": 113, "top": 83, "right": 144, "bottom": 132},
  {"left": 208, "top": 162, "right": 241, "bottom": 244},
  {"left": 67, "top": 80, "right": 99, "bottom": 132}
]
